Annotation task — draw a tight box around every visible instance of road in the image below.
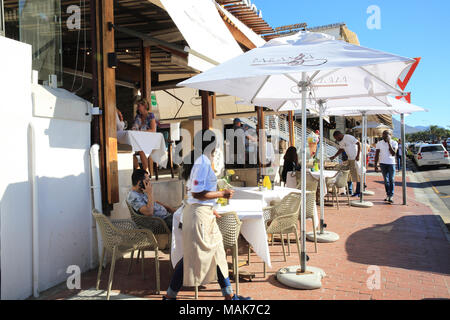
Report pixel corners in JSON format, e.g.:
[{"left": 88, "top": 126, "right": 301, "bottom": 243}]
[{"left": 409, "top": 159, "right": 450, "bottom": 211}]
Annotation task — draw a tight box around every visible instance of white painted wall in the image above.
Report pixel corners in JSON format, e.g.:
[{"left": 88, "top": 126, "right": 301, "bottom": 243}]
[
  {"left": 0, "top": 36, "right": 33, "bottom": 300},
  {"left": 0, "top": 36, "right": 94, "bottom": 299}
]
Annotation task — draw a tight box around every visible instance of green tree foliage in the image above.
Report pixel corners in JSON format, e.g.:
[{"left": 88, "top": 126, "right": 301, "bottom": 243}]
[{"left": 405, "top": 126, "right": 450, "bottom": 142}]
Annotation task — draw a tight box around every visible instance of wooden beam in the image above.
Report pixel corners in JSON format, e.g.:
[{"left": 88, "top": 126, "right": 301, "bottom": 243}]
[
  {"left": 141, "top": 43, "right": 152, "bottom": 101},
  {"left": 288, "top": 111, "right": 295, "bottom": 147},
  {"left": 220, "top": 15, "right": 256, "bottom": 50},
  {"left": 200, "top": 90, "right": 215, "bottom": 130},
  {"left": 100, "top": 0, "right": 119, "bottom": 204}
]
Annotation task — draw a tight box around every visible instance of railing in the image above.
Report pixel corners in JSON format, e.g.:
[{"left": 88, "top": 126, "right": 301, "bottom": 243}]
[{"left": 241, "top": 114, "right": 340, "bottom": 160}]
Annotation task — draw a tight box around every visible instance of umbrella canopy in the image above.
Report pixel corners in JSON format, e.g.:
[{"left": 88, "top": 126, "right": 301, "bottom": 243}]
[
  {"left": 321, "top": 96, "right": 428, "bottom": 116},
  {"left": 179, "top": 32, "right": 414, "bottom": 108},
  {"left": 178, "top": 31, "right": 415, "bottom": 284},
  {"left": 353, "top": 122, "right": 391, "bottom": 130}
]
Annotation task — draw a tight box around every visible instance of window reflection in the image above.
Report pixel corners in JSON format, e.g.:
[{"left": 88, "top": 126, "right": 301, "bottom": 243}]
[{"left": 4, "top": 0, "right": 62, "bottom": 86}]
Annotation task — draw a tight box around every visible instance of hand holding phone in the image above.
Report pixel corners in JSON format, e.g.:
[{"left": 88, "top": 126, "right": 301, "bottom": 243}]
[{"left": 142, "top": 180, "right": 152, "bottom": 195}]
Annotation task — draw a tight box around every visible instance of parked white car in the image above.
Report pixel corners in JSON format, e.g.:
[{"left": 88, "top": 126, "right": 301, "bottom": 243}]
[{"left": 414, "top": 144, "right": 450, "bottom": 169}]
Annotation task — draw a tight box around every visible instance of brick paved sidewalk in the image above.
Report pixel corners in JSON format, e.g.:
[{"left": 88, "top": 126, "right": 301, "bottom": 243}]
[{"left": 38, "top": 173, "right": 450, "bottom": 300}]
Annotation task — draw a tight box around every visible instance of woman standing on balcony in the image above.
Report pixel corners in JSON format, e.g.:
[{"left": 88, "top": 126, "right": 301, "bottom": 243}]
[
  {"left": 131, "top": 98, "right": 157, "bottom": 172},
  {"left": 163, "top": 130, "right": 251, "bottom": 300}
]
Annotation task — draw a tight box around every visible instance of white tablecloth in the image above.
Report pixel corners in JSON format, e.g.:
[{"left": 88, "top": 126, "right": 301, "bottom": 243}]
[
  {"left": 216, "top": 200, "right": 271, "bottom": 268},
  {"left": 117, "top": 130, "right": 167, "bottom": 167},
  {"left": 171, "top": 200, "right": 272, "bottom": 269},
  {"left": 232, "top": 186, "right": 319, "bottom": 229},
  {"left": 309, "top": 169, "right": 338, "bottom": 196},
  {"left": 170, "top": 188, "right": 319, "bottom": 270}
]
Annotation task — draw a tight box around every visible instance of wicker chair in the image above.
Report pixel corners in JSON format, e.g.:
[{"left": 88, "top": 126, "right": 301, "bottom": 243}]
[
  {"left": 263, "top": 192, "right": 302, "bottom": 277},
  {"left": 303, "top": 190, "right": 318, "bottom": 253},
  {"left": 92, "top": 210, "right": 160, "bottom": 300},
  {"left": 126, "top": 202, "right": 171, "bottom": 248},
  {"left": 216, "top": 211, "right": 242, "bottom": 296},
  {"left": 295, "top": 170, "right": 319, "bottom": 191},
  {"left": 325, "top": 170, "right": 351, "bottom": 209}
]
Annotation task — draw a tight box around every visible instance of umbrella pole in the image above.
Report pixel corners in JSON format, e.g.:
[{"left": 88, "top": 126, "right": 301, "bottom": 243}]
[
  {"left": 351, "top": 113, "right": 373, "bottom": 208},
  {"left": 361, "top": 114, "right": 375, "bottom": 197},
  {"left": 401, "top": 113, "right": 407, "bottom": 205},
  {"left": 300, "top": 74, "right": 307, "bottom": 272},
  {"left": 277, "top": 72, "right": 325, "bottom": 290},
  {"left": 319, "top": 105, "right": 325, "bottom": 234},
  {"left": 307, "top": 101, "right": 339, "bottom": 243}
]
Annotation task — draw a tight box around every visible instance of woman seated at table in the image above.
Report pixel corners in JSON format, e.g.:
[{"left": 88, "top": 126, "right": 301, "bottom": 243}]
[
  {"left": 131, "top": 98, "right": 157, "bottom": 172},
  {"left": 163, "top": 130, "right": 251, "bottom": 300},
  {"left": 281, "top": 146, "right": 301, "bottom": 184}
]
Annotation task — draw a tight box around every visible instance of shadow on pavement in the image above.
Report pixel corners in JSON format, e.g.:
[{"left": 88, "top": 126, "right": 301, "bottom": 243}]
[{"left": 346, "top": 215, "right": 450, "bottom": 275}]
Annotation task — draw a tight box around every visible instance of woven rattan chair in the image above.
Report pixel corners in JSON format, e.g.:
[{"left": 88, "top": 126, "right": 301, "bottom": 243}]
[
  {"left": 326, "top": 170, "right": 350, "bottom": 209},
  {"left": 126, "top": 201, "right": 171, "bottom": 243},
  {"left": 303, "top": 190, "right": 318, "bottom": 253},
  {"left": 92, "top": 210, "right": 160, "bottom": 300},
  {"left": 216, "top": 211, "right": 242, "bottom": 296},
  {"left": 295, "top": 170, "right": 319, "bottom": 191},
  {"left": 263, "top": 192, "right": 301, "bottom": 277}
]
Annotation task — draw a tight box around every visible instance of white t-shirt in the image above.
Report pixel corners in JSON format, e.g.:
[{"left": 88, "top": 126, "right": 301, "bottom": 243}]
[
  {"left": 116, "top": 111, "right": 125, "bottom": 131},
  {"left": 186, "top": 154, "right": 217, "bottom": 206},
  {"left": 376, "top": 140, "right": 398, "bottom": 165},
  {"left": 339, "top": 134, "right": 360, "bottom": 160}
]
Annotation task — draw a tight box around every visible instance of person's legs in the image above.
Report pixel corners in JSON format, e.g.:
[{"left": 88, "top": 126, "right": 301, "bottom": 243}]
[
  {"left": 387, "top": 164, "right": 396, "bottom": 197},
  {"left": 216, "top": 266, "right": 233, "bottom": 297},
  {"left": 348, "top": 181, "right": 353, "bottom": 194},
  {"left": 380, "top": 164, "right": 389, "bottom": 198},
  {"left": 354, "top": 182, "right": 361, "bottom": 195},
  {"left": 166, "top": 259, "right": 184, "bottom": 298},
  {"left": 138, "top": 151, "right": 148, "bottom": 171}
]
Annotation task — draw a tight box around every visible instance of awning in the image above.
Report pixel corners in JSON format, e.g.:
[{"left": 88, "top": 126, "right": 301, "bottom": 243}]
[
  {"left": 160, "top": 0, "right": 243, "bottom": 72},
  {"left": 215, "top": 2, "right": 266, "bottom": 48}
]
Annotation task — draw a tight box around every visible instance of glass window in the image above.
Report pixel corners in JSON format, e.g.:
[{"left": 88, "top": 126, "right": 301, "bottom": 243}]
[
  {"left": 4, "top": 0, "right": 63, "bottom": 86},
  {"left": 420, "top": 146, "right": 444, "bottom": 153},
  {"left": 1, "top": 0, "right": 5, "bottom": 36}
]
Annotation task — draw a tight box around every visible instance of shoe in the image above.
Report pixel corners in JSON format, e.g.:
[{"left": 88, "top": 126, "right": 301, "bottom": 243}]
[
  {"left": 352, "top": 193, "right": 361, "bottom": 197},
  {"left": 162, "top": 295, "right": 176, "bottom": 300},
  {"left": 384, "top": 198, "right": 389, "bottom": 202},
  {"left": 388, "top": 196, "right": 394, "bottom": 204},
  {"left": 231, "top": 294, "right": 252, "bottom": 300}
]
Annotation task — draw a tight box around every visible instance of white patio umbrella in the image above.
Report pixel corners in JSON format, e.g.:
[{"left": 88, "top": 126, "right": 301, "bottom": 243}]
[
  {"left": 178, "top": 31, "right": 414, "bottom": 289},
  {"left": 317, "top": 96, "right": 427, "bottom": 209}
]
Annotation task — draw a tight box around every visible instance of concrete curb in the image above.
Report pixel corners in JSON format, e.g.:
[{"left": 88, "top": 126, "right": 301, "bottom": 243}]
[{"left": 408, "top": 172, "right": 450, "bottom": 243}]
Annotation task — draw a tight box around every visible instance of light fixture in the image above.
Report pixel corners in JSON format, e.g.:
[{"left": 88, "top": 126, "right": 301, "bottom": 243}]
[{"left": 108, "top": 52, "right": 118, "bottom": 69}]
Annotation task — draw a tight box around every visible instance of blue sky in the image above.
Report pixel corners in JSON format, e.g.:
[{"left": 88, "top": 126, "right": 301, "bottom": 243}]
[{"left": 253, "top": 0, "right": 450, "bottom": 129}]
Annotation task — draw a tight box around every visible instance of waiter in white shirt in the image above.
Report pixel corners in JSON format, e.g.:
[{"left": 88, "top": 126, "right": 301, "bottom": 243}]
[
  {"left": 164, "top": 130, "right": 251, "bottom": 300},
  {"left": 330, "top": 131, "right": 362, "bottom": 196},
  {"left": 375, "top": 130, "right": 398, "bottom": 204}
]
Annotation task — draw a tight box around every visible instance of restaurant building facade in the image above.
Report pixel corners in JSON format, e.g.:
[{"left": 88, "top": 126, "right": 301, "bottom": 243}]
[{"left": 0, "top": 0, "right": 360, "bottom": 299}]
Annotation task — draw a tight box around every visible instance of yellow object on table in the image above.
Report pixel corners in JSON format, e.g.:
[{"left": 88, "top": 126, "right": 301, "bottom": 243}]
[{"left": 263, "top": 176, "right": 272, "bottom": 190}]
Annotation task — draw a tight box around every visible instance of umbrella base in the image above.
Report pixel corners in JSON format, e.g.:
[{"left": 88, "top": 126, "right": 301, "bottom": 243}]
[
  {"left": 350, "top": 200, "right": 374, "bottom": 208},
  {"left": 306, "top": 231, "right": 339, "bottom": 243},
  {"left": 276, "top": 266, "right": 325, "bottom": 290},
  {"left": 363, "top": 190, "right": 375, "bottom": 196}
]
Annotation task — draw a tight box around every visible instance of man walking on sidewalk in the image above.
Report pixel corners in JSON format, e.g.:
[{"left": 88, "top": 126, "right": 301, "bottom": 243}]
[
  {"left": 375, "top": 130, "right": 398, "bottom": 204},
  {"left": 330, "top": 131, "right": 362, "bottom": 196}
]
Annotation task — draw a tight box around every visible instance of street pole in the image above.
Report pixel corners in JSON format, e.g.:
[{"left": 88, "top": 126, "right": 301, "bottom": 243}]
[{"left": 401, "top": 113, "right": 407, "bottom": 205}]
